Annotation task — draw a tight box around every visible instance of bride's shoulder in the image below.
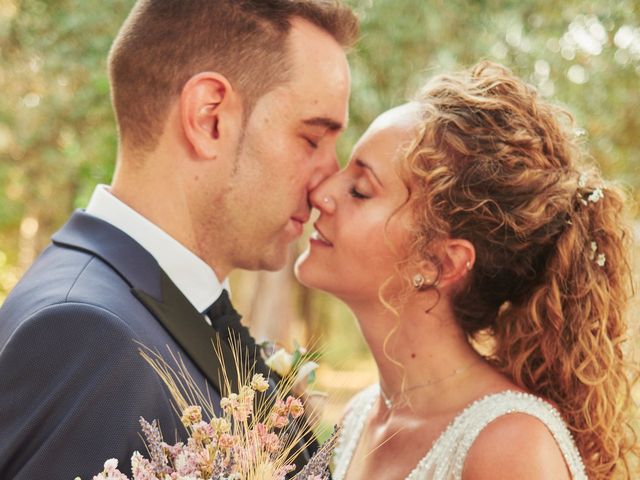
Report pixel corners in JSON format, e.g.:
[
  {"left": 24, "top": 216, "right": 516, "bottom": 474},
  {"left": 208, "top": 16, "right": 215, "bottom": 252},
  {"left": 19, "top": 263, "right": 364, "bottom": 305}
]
[
  {"left": 459, "top": 391, "right": 577, "bottom": 479},
  {"left": 463, "top": 410, "right": 571, "bottom": 479}
]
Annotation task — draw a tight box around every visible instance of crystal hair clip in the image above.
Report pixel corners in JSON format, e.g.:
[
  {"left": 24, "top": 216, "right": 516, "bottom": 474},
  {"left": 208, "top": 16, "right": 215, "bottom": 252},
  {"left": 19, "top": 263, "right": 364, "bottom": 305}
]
[
  {"left": 589, "top": 241, "right": 606, "bottom": 268},
  {"left": 577, "top": 172, "right": 604, "bottom": 206}
]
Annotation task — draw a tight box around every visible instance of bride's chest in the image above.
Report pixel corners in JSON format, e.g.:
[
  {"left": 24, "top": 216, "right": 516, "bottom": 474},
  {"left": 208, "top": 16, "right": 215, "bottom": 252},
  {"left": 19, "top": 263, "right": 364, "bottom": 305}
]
[{"left": 343, "top": 417, "right": 451, "bottom": 480}]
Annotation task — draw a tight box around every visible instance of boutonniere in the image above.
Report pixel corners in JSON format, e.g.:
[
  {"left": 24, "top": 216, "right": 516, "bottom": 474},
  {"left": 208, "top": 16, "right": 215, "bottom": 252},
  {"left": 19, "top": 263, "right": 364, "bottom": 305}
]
[
  {"left": 262, "top": 342, "right": 319, "bottom": 384},
  {"left": 262, "top": 342, "right": 327, "bottom": 419}
]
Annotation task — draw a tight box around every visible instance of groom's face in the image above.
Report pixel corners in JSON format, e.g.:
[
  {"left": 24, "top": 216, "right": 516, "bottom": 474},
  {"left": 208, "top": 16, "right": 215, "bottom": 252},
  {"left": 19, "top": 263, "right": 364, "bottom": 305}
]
[{"left": 217, "top": 20, "right": 350, "bottom": 271}]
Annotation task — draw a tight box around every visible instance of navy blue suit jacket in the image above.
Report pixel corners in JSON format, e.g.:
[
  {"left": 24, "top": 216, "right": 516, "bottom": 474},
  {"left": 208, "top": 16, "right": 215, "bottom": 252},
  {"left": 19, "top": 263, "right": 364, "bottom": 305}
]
[{"left": 0, "top": 211, "right": 228, "bottom": 479}]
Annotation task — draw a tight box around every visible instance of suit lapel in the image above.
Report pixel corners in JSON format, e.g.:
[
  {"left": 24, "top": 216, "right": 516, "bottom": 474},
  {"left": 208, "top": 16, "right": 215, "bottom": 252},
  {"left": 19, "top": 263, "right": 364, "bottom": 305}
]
[
  {"left": 132, "top": 271, "right": 240, "bottom": 395},
  {"left": 52, "top": 210, "right": 239, "bottom": 395}
]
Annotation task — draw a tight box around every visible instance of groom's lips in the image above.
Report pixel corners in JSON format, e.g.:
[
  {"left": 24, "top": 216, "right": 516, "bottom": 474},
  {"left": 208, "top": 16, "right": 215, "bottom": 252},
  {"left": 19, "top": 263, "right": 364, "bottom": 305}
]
[{"left": 289, "top": 214, "right": 310, "bottom": 237}]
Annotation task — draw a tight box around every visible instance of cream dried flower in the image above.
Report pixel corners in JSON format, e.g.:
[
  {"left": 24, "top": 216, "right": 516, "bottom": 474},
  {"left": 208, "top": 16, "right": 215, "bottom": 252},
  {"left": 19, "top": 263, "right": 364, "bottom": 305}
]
[
  {"left": 211, "top": 417, "right": 231, "bottom": 434},
  {"left": 250, "top": 373, "right": 269, "bottom": 392},
  {"left": 180, "top": 405, "right": 202, "bottom": 427}
]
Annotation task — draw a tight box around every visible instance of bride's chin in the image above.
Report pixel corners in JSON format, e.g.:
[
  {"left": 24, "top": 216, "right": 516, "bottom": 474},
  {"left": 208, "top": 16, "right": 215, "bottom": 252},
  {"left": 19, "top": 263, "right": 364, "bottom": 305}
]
[{"left": 294, "top": 250, "right": 329, "bottom": 291}]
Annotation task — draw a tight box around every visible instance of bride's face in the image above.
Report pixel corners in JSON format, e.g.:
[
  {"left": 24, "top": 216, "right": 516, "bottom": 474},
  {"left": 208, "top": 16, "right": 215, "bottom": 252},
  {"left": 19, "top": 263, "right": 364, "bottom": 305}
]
[{"left": 295, "top": 103, "right": 421, "bottom": 302}]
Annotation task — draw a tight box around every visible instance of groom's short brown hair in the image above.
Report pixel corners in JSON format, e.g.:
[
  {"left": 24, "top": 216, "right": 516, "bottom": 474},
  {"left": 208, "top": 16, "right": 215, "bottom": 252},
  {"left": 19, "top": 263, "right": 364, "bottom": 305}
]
[{"left": 108, "top": 0, "right": 359, "bottom": 153}]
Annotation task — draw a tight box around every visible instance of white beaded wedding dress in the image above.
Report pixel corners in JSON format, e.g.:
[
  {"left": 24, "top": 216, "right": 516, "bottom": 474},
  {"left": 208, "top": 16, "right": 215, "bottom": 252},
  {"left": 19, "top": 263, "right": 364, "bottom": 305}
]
[{"left": 332, "top": 385, "right": 587, "bottom": 480}]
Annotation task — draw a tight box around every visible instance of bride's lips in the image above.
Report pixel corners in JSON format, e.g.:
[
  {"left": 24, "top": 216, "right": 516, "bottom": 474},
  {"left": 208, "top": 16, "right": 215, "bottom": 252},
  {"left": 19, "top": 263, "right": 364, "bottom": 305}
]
[{"left": 310, "top": 223, "right": 333, "bottom": 247}]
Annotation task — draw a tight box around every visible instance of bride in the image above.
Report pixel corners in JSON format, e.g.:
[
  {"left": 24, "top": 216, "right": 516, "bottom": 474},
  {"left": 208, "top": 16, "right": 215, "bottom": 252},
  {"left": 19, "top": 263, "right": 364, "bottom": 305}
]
[{"left": 295, "top": 62, "right": 637, "bottom": 479}]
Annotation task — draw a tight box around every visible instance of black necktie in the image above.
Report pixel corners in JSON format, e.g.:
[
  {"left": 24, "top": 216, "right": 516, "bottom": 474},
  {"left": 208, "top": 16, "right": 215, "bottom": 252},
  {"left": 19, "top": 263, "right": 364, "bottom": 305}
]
[{"left": 205, "top": 290, "right": 270, "bottom": 378}]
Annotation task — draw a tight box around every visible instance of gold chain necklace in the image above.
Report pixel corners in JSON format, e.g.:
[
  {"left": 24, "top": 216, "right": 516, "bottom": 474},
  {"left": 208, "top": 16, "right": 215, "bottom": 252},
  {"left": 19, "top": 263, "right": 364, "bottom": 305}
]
[{"left": 379, "top": 360, "right": 481, "bottom": 410}]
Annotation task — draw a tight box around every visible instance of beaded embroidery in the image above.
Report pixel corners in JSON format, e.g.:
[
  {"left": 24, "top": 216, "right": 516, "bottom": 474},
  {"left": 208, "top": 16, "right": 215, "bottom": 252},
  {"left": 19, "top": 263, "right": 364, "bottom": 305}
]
[{"left": 333, "top": 385, "right": 587, "bottom": 480}]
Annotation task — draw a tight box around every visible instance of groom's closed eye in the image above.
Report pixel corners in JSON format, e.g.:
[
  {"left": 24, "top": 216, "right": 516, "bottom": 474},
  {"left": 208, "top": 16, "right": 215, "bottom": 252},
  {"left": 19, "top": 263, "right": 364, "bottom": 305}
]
[
  {"left": 303, "top": 136, "right": 320, "bottom": 149},
  {"left": 300, "top": 117, "right": 345, "bottom": 150}
]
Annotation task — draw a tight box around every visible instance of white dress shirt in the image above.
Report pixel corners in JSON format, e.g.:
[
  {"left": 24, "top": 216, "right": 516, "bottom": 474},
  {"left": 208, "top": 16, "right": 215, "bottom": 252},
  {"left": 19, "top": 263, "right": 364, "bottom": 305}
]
[{"left": 85, "top": 184, "right": 228, "bottom": 315}]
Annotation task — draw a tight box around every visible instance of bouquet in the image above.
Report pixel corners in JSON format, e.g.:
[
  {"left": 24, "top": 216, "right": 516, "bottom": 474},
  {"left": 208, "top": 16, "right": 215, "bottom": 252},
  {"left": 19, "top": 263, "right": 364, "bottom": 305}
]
[{"left": 80, "top": 337, "right": 337, "bottom": 480}]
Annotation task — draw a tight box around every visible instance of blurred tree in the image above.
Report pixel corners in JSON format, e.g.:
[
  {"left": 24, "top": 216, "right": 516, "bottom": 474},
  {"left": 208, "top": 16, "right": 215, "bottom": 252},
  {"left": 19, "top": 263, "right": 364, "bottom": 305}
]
[
  {"left": 0, "top": 0, "right": 126, "bottom": 297},
  {"left": 1, "top": 0, "right": 638, "bottom": 364}
]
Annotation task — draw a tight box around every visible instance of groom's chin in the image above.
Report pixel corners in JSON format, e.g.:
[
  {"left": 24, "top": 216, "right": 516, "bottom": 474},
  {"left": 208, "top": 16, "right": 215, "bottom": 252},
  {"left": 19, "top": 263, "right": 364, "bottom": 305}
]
[
  {"left": 240, "top": 244, "right": 290, "bottom": 272},
  {"left": 259, "top": 252, "right": 290, "bottom": 272}
]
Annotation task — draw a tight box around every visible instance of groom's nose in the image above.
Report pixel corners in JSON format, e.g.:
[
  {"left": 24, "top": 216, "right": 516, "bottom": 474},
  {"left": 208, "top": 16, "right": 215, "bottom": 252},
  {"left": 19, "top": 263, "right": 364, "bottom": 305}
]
[
  {"left": 307, "top": 150, "right": 339, "bottom": 192},
  {"left": 309, "top": 175, "right": 337, "bottom": 214}
]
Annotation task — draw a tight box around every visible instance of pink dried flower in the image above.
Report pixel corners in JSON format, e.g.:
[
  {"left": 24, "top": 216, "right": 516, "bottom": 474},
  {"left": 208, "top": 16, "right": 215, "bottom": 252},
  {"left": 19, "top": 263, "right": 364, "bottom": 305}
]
[
  {"left": 161, "top": 441, "right": 184, "bottom": 460},
  {"left": 174, "top": 446, "right": 199, "bottom": 476},
  {"left": 221, "top": 388, "right": 255, "bottom": 422},
  {"left": 130, "top": 452, "right": 158, "bottom": 480},
  {"left": 286, "top": 396, "right": 304, "bottom": 419},
  {"left": 269, "top": 411, "right": 290, "bottom": 429},
  {"left": 191, "top": 420, "right": 215, "bottom": 444},
  {"left": 254, "top": 423, "right": 281, "bottom": 453},
  {"left": 218, "top": 433, "right": 236, "bottom": 449}
]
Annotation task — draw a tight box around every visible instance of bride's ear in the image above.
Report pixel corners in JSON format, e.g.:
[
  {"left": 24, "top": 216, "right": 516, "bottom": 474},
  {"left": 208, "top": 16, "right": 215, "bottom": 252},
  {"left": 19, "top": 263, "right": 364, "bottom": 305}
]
[{"left": 438, "top": 239, "right": 475, "bottom": 288}]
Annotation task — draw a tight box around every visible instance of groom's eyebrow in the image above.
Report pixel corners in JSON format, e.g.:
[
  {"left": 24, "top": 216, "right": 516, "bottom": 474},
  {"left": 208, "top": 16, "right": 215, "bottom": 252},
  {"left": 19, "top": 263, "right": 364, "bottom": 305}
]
[
  {"left": 302, "top": 117, "right": 345, "bottom": 132},
  {"left": 355, "top": 158, "right": 383, "bottom": 187}
]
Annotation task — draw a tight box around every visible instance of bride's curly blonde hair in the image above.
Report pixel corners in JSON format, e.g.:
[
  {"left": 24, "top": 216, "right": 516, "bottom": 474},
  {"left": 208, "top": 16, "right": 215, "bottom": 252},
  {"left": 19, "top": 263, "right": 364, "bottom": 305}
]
[{"left": 399, "top": 61, "right": 638, "bottom": 478}]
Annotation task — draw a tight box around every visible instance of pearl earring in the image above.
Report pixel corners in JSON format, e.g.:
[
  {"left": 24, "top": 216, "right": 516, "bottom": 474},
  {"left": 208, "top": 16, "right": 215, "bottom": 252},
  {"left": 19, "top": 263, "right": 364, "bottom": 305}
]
[
  {"left": 466, "top": 261, "right": 473, "bottom": 271},
  {"left": 323, "top": 197, "right": 331, "bottom": 204},
  {"left": 412, "top": 274, "right": 425, "bottom": 289}
]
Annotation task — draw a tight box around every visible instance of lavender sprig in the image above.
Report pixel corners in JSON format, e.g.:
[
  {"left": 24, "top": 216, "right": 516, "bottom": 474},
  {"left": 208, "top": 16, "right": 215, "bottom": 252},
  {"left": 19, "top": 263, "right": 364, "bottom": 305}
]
[
  {"left": 294, "top": 425, "right": 342, "bottom": 480},
  {"left": 138, "top": 417, "right": 168, "bottom": 474}
]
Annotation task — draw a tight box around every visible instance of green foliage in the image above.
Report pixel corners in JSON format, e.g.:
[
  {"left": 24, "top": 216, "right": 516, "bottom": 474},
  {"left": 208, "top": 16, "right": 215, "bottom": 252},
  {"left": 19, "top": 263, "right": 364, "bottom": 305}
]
[{"left": 0, "top": 0, "right": 126, "bottom": 238}]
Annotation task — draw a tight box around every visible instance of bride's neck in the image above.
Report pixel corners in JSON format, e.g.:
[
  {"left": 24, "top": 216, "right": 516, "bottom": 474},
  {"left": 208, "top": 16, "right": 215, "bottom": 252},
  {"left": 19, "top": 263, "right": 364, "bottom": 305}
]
[{"left": 349, "top": 297, "right": 484, "bottom": 410}]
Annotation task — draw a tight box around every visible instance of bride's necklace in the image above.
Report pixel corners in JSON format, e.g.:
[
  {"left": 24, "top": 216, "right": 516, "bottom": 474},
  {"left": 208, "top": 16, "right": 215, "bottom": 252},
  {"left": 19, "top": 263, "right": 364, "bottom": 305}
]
[{"left": 379, "top": 360, "right": 481, "bottom": 410}]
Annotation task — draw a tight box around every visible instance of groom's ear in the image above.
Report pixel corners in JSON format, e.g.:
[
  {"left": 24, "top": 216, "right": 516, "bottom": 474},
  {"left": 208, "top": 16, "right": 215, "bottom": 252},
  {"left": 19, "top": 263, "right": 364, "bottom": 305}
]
[{"left": 180, "top": 72, "right": 243, "bottom": 160}]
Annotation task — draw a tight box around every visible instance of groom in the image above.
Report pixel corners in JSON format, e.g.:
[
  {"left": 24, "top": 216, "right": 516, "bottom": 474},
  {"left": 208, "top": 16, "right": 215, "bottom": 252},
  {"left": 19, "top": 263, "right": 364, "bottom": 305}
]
[{"left": 0, "top": 1, "right": 357, "bottom": 478}]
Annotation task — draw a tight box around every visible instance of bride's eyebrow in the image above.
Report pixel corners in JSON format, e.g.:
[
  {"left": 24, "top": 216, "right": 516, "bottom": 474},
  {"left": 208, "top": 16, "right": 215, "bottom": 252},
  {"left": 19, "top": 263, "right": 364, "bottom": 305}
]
[{"left": 355, "top": 158, "right": 383, "bottom": 187}]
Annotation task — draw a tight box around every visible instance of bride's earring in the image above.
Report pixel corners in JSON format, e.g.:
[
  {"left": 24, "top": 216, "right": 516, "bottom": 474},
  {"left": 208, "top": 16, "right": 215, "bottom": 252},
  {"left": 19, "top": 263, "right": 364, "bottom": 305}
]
[
  {"left": 413, "top": 273, "right": 438, "bottom": 290},
  {"left": 413, "top": 274, "right": 432, "bottom": 290},
  {"left": 412, "top": 274, "right": 424, "bottom": 289},
  {"left": 466, "top": 261, "right": 473, "bottom": 271}
]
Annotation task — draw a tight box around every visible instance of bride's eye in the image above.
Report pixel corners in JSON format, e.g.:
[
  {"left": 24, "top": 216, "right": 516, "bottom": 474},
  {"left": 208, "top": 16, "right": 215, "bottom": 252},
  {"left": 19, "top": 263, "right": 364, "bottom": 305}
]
[{"left": 349, "top": 186, "right": 369, "bottom": 200}]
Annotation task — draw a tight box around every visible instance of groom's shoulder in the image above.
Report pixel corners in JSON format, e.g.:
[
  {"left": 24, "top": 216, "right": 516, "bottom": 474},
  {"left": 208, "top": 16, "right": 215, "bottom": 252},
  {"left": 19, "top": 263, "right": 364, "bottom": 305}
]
[{"left": 0, "top": 243, "right": 139, "bottom": 345}]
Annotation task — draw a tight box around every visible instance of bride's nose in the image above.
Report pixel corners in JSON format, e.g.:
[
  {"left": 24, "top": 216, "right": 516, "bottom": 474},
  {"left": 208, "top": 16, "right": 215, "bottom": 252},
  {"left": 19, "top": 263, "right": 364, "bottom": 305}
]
[{"left": 309, "top": 176, "right": 337, "bottom": 214}]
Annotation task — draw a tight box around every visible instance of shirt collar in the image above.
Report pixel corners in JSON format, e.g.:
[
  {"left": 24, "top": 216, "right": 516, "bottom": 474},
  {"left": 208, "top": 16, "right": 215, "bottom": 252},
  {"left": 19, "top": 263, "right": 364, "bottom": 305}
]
[{"left": 85, "top": 184, "right": 228, "bottom": 313}]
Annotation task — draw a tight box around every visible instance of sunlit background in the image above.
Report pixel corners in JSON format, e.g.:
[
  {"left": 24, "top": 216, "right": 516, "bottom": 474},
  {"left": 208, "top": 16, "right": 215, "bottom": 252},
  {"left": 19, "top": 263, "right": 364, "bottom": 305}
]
[{"left": 1, "top": 0, "right": 639, "bottom": 429}]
